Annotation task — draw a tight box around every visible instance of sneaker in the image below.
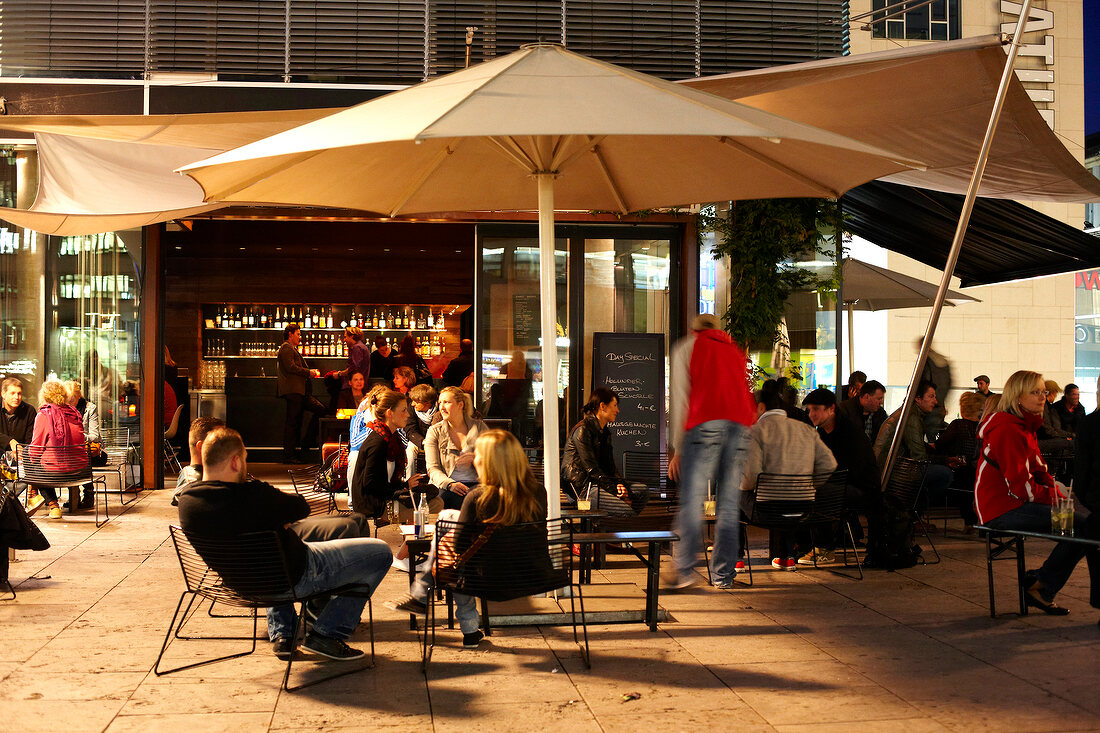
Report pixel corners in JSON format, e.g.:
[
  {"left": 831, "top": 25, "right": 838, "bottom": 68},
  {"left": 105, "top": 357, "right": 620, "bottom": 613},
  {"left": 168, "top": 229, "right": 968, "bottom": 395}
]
[
  {"left": 771, "top": 557, "right": 796, "bottom": 571},
  {"left": 713, "top": 579, "right": 735, "bottom": 589},
  {"left": 48, "top": 502, "right": 62, "bottom": 519},
  {"left": 387, "top": 595, "right": 427, "bottom": 615},
  {"left": 272, "top": 637, "right": 294, "bottom": 660},
  {"left": 797, "top": 549, "right": 835, "bottom": 566},
  {"left": 770, "top": 557, "right": 784, "bottom": 570},
  {"left": 79, "top": 492, "right": 95, "bottom": 510},
  {"left": 661, "top": 573, "right": 700, "bottom": 591},
  {"left": 304, "top": 596, "right": 328, "bottom": 625},
  {"left": 26, "top": 494, "right": 46, "bottom": 516},
  {"left": 735, "top": 560, "right": 746, "bottom": 570},
  {"left": 301, "top": 632, "right": 365, "bottom": 661},
  {"left": 462, "top": 630, "right": 484, "bottom": 649}
]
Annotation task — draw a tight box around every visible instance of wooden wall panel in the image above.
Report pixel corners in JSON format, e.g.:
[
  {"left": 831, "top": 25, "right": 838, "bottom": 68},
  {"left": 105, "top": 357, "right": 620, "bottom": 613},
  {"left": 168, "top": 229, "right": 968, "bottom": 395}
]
[{"left": 164, "top": 220, "right": 477, "bottom": 376}]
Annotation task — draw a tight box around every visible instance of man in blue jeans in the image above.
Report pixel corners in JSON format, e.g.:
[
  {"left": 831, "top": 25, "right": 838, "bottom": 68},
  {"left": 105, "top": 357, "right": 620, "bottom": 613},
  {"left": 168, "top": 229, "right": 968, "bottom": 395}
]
[
  {"left": 668, "top": 314, "right": 756, "bottom": 589},
  {"left": 177, "top": 427, "right": 392, "bottom": 661}
]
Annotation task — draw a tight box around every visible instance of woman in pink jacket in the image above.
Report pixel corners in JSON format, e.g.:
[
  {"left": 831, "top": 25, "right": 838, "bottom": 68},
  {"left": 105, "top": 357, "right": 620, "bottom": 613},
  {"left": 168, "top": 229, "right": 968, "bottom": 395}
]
[
  {"left": 28, "top": 380, "right": 88, "bottom": 519},
  {"left": 975, "top": 370, "right": 1099, "bottom": 616}
]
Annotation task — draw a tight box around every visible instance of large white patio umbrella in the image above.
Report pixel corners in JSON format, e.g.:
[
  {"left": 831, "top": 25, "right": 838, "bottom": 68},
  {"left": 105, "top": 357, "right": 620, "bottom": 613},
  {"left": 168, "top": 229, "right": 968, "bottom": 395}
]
[{"left": 179, "top": 42, "right": 921, "bottom": 517}]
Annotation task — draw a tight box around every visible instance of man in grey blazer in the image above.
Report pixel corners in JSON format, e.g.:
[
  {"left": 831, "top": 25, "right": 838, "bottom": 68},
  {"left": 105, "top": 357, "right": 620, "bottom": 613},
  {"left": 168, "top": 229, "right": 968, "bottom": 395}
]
[{"left": 278, "top": 323, "right": 324, "bottom": 463}]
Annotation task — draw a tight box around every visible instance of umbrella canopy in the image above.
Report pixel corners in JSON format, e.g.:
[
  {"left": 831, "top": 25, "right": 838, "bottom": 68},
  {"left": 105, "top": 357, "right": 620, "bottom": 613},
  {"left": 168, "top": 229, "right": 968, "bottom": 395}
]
[
  {"left": 180, "top": 43, "right": 922, "bottom": 518},
  {"left": 842, "top": 258, "right": 978, "bottom": 311},
  {"left": 180, "top": 43, "right": 920, "bottom": 212}
]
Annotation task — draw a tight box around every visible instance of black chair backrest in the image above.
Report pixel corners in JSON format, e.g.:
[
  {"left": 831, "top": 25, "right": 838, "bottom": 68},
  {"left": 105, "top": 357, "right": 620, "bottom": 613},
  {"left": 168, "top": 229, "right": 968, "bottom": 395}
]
[
  {"left": 621, "top": 451, "right": 674, "bottom": 500},
  {"left": 169, "top": 525, "right": 294, "bottom": 608},
  {"left": 804, "top": 469, "right": 850, "bottom": 523},
  {"left": 18, "top": 443, "right": 92, "bottom": 486},
  {"left": 749, "top": 471, "right": 834, "bottom": 527},
  {"left": 433, "top": 518, "right": 570, "bottom": 603},
  {"left": 884, "top": 457, "right": 927, "bottom": 510}
]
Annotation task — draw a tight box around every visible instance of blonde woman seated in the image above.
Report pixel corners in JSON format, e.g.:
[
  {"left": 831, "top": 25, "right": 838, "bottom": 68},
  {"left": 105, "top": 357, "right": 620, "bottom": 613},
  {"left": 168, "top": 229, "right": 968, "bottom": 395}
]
[
  {"left": 425, "top": 386, "right": 488, "bottom": 511},
  {"left": 391, "top": 429, "right": 548, "bottom": 649}
]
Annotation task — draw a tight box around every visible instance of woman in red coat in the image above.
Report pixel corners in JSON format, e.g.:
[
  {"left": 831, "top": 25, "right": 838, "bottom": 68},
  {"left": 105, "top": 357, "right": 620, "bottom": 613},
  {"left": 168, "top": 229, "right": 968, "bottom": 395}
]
[
  {"left": 975, "top": 370, "right": 1100, "bottom": 615},
  {"left": 28, "top": 380, "right": 88, "bottom": 519}
]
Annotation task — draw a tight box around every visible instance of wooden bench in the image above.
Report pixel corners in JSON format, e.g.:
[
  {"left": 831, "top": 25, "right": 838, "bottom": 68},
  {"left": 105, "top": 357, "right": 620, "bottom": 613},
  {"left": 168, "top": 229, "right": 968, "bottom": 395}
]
[
  {"left": 569, "top": 530, "right": 679, "bottom": 632},
  {"left": 973, "top": 524, "right": 1100, "bottom": 617}
]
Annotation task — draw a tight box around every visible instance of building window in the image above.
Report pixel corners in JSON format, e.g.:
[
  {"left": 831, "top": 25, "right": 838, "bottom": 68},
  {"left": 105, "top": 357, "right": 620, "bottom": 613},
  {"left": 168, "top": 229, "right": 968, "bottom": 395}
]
[{"left": 871, "top": 0, "right": 960, "bottom": 41}]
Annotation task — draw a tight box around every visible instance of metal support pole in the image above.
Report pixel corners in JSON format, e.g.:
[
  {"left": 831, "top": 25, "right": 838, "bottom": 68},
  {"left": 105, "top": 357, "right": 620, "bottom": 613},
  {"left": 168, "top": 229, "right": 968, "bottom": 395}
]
[
  {"left": 537, "top": 172, "right": 562, "bottom": 521},
  {"left": 881, "top": 6, "right": 1033, "bottom": 487},
  {"left": 835, "top": 233, "right": 845, "bottom": 395}
]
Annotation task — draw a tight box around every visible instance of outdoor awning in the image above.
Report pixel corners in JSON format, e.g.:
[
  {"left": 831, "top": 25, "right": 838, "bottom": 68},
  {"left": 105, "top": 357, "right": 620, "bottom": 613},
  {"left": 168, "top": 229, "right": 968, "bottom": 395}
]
[
  {"left": 841, "top": 181, "right": 1100, "bottom": 287},
  {"left": 681, "top": 35, "right": 1100, "bottom": 204},
  {"left": 0, "top": 108, "right": 336, "bottom": 235}
]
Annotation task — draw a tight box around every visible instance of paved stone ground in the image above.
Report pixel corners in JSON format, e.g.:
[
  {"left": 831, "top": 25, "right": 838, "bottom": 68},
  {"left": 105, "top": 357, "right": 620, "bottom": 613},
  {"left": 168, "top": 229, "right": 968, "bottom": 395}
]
[{"left": 3, "top": 468, "right": 1100, "bottom": 732}]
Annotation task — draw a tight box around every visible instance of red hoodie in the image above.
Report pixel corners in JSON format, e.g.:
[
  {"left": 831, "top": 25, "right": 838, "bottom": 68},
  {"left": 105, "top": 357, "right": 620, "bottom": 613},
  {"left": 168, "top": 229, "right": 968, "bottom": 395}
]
[
  {"left": 974, "top": 410, "right": 1058, "bottom": 525},
  {"left": 30, "top": 403, "right": 89, "bottom": 471},
  {"left": 685, "top": 329, "right": 756, "bottom": 433}
]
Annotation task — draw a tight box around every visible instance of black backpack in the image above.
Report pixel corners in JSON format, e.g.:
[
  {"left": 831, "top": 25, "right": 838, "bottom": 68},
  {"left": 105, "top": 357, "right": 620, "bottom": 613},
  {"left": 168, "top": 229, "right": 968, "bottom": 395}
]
[{"left": 865, "top": 493, "right": 921, "bottom": 570}]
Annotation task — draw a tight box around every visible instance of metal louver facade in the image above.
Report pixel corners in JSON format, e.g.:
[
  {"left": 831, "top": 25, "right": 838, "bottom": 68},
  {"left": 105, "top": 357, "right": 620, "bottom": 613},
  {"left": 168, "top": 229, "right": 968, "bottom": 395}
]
[{"left": 0, "top": 1, "right": 845, "bottom": 82}]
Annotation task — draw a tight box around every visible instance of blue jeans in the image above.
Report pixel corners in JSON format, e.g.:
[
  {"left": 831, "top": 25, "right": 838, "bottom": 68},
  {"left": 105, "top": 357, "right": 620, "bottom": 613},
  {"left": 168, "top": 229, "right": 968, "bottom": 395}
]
[
  {"left": 674, "top": 420, "right": 749, "bottom": 585},
  {"left": 267, "top": 537, "right": 393, "bottom": 641},
  {"left": 410, "top": 509, "right": 480, "bottom": 633},
  {"left": 985, "top": 503, "right": 1100, "bottom": 606}
]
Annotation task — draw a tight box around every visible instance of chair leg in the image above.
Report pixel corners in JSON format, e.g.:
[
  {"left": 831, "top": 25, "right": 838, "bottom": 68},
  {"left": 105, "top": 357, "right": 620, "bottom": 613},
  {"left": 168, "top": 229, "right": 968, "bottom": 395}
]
[
  {"left": 284, "top": 600, "right": 373, "bottom": 692},
  {"left": 739, "top": 522, "right": 753, "bottom": 587},
  {"left": 422, "top": 590, "right": 435, "bottom": 676},
  {"left": 155, "top": 592, "right": 259, "bottom": 677},
  {"left": 480, "top": 597, "right": 492, "bottom": 637},
  {"left": 0, "top": 578, "right": 15, "bottom": 601},
  {"left": 986, "top": 532, "right": 997, "bottom": 618},
  {"left": 913, "top": 511, "right": 941, "bottom": 564},
  {"left": 570, "top": 582, "right": 591, "bottom": 668}
]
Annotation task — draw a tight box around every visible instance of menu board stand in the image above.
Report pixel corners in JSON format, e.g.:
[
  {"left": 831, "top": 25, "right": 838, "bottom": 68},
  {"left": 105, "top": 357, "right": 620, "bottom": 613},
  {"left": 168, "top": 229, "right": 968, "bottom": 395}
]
[{"left": 591, "top": 332, "right": 665, "bottom": 460}]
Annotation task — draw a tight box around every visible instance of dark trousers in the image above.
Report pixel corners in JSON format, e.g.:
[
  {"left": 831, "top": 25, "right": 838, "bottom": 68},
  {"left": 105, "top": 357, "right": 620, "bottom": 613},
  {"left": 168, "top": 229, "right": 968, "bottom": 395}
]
[
  {"left": 986, "top": 503, "right": 1100, "bottom": 607},
  {"left": 282, "top": 393, "right": 325, "bottom": 457}
]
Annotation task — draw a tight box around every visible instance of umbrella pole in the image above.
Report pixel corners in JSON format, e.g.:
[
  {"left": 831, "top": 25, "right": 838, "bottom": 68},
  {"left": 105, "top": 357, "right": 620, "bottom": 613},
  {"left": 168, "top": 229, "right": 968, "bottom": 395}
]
[
  {"left": 881, "top": 0, "right": 1034, "bottom": 488},
  {"left": 847, "top": 305, "right": 855, "bottom": 379},
  {"left": 537, "top": 172, "right": 562, "bottom": 521}
]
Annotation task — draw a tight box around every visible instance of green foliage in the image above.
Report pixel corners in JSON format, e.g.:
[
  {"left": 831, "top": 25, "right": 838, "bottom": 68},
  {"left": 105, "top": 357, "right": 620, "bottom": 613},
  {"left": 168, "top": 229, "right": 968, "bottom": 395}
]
[{"left": 703, "top": 198, "right": 845, "bottom": 351}]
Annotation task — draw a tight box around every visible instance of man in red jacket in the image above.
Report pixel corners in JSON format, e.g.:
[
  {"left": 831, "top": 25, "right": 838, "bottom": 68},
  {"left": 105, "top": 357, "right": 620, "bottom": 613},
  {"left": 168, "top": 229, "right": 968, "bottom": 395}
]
[{"left": 667, "top": 313, "right": 756, "bottom": 589}]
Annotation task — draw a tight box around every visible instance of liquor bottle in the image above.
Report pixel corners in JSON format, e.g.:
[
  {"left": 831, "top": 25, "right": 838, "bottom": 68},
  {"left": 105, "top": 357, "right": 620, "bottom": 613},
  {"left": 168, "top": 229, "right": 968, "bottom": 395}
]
[
  {"left": 369, "top": 309, "right": 377, "bottom": 329},
  {"left": 215, "top": 308, "right": 223, "bottom": 328},
  {"left": 260, "top": 308, "right": 268, "bottom": 327},
  {"left": 274, "top": 307, "right": 283, "bottom": 329},
  {"left": 378, "top": 309, "right": 387, "bottom": 330},
  {"left": 416, "top": 309, "right": 425, "bottom": 330},
  {"left": 427, "top": 308, "right": 434, "bottom": 329},
  {"left": 437, "top": 309, "right": 445, "bottom": 331},
  {"left": 317, "top": 308, "right": 325, "bottom": 329}
]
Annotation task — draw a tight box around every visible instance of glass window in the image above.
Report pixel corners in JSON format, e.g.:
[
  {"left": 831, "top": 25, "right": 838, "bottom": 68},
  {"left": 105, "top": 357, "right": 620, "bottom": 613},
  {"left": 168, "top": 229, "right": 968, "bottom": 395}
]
[
  {"left": 47, "top": 230, "right": 143, "bottom": 430},
  {"left": 872, "top": 0, "right": 961, "bottom": 40},
  {"left": 477, "top": 235, "right": 568, "bottom": 449},
  {"left": 0, "top": 148, "right": 45, "bottom": 400}
]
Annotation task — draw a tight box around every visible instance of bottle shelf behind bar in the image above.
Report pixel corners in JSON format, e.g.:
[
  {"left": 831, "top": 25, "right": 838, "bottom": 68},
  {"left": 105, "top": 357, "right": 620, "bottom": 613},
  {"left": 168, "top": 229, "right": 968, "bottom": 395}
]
[{"left": 200, "top": 302, "right": 465, "bottom": 362}]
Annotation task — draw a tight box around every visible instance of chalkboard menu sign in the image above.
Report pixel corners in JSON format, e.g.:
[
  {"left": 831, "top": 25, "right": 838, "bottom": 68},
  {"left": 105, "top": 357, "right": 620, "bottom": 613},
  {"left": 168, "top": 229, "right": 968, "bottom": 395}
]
[
  {"left": 512, "top": 294, "right": 539, "bottom": 346},
  {"left": 591, "top": 332, "right": 665, "bottom": 454}
]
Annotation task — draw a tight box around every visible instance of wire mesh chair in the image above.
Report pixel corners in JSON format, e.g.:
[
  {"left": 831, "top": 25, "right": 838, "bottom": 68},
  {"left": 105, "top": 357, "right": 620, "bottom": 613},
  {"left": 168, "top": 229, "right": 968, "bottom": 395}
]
[
  {"left": 423, "top": 517, "right": 588, "bottom": 674},
  {"left": 163, "top": 405, "right": 185, "bottom": 474},
  {"left": 18, "top": 443, "right": 107, "bottom": 527},
  {"left": 801, "top": 469, "right": 863, "bottom": 579},
  {"left": 155, "top": 526, "right": 375, "bottom": 692},
  {"left": 884, "top": 457, "right": 940, "bottom": 564},
  {"left": 95, "top": 427, "right": 139, "bottom": 507}
]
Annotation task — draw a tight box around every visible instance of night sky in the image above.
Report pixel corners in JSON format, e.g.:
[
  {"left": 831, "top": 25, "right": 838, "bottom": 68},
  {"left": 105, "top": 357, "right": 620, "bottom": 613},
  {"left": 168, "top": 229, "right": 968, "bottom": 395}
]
[{"left": 1087, "top": 1, "right": 1099, "bottom": 136}]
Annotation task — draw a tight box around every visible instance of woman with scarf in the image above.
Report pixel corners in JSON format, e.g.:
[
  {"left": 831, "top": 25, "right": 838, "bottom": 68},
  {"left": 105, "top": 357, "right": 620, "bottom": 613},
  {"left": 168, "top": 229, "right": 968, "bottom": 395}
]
[
  {"left": 350, "top": 388, "right": 425, "bottom": 528},
  {"left": 27, "top": 380, "right": 88, "bottom": 519},
  {"left": 425, "top": 386, "right": 488, "bottom": 511}
]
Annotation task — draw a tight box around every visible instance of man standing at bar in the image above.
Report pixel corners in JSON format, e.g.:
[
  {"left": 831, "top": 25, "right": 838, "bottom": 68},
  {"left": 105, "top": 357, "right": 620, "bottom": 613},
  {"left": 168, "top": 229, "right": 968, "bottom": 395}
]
[
  {"left": 278, "top": 324, "right": 324, "bottom": 464},
  {"left": 667, "top": 313, "right": 756, "bottom": 589}
]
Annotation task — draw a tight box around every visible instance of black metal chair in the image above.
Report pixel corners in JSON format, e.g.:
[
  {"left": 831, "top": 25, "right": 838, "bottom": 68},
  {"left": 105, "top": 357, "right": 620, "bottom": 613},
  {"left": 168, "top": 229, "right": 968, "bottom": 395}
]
[
  {"left": 95, "top": 427, "right": 139, "bottom": 507},
  {"left": 884, "top": 457, "right": 940, "bottom": 564},
  {"left": 18, "top": 443, "right": 108, "bottom": 527},
  {"left": 801, "top": 470, "right": 863, "bottom": 579},
  {"left": 423, "top": 517, "right": 588, "bottom": 674},
  {"left": 621, "top": 451, "right": 676, "bottom": 503},
  {"left": 738, "top": 470, "right": 841, "bottom": 584},
  {"left": 155, "top": 526, "right": 375, "bottom": 692}
]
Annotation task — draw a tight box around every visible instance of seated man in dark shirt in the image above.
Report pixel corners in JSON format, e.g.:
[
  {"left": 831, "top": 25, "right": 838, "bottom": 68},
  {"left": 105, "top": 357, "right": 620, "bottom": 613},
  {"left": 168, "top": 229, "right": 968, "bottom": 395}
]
[
  {"left": 802, "top": 388, "right": 881, "bottom": 564},
  {"left": 177, "top": 427, "right": 391, "bottom": 662}
]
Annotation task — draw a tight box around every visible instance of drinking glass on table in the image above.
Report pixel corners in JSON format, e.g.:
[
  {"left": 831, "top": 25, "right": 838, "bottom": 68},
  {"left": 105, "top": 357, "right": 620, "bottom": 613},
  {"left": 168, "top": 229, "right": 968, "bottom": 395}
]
[{"left": 576, "top": 482, "right": 592, "bottom": 511}]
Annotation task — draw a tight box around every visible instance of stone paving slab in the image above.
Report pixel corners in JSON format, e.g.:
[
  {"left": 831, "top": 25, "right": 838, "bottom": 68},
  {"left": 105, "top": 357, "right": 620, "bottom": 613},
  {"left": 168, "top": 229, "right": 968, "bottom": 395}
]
[{"left": 3, "top": 465, "right": 1099, "bottom": 731}]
